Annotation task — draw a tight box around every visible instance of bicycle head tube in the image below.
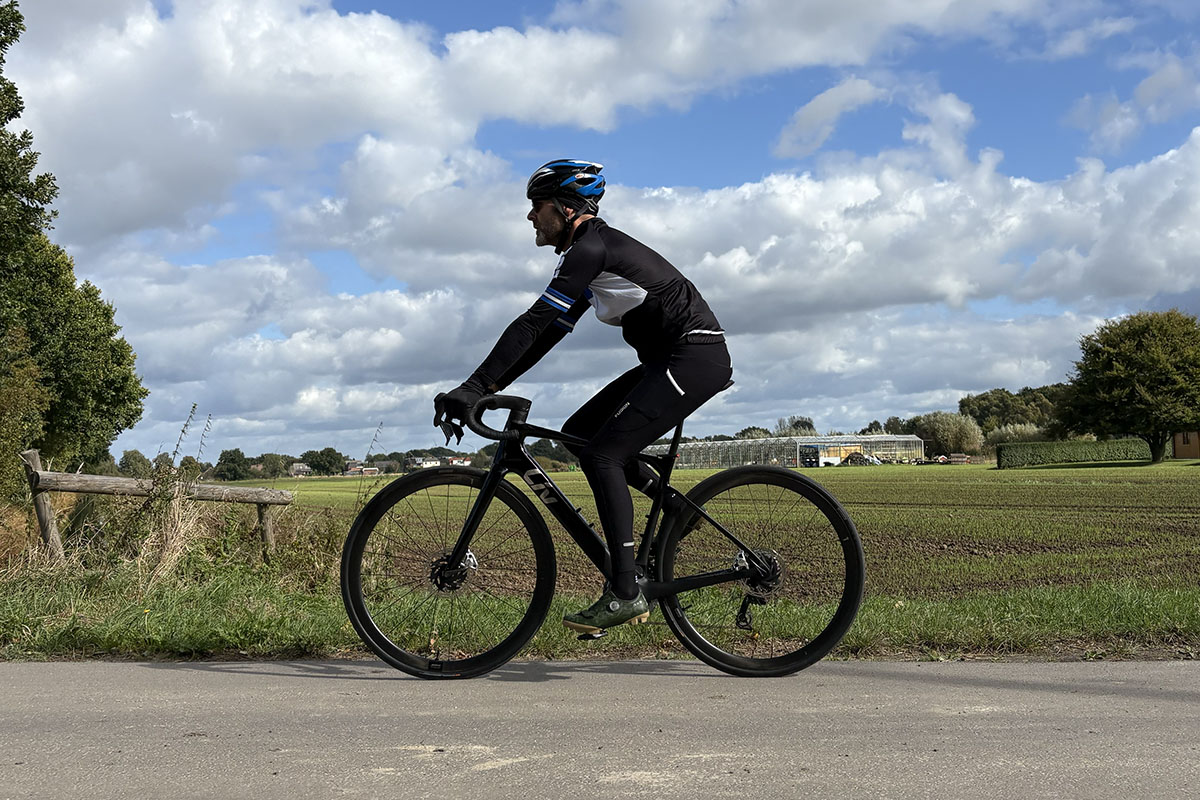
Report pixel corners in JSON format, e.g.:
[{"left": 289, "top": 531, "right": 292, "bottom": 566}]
[{"left": 465, "top": 394, "right": 531, "bottom": 441}]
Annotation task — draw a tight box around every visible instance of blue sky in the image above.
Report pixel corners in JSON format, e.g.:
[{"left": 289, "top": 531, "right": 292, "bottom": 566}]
[{"left": 9, "top": 0, "right": 1200, "bottom": 461}]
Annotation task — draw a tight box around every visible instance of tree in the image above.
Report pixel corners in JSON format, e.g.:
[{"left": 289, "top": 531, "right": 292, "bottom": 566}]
[
  {"left": 0, "top": 2, "right": 56, "bottom": 251},
  {"left": 301, "top": 447, "right": 346, "bottom": 476},
  {"left": 735, "top": 426, "right": 771, "bottom": 439},
  {"left": 884, "top": 416, "right": 905, "bottom": 434},
  {"left": 959, "top": 385, "right": 1066, "bottom": 435},
  {"left": 257, "top": 453, "right": 289, "bottom": 478},
  {"left": 1056, "top": 309, "right": 1200, "bottom": 463},
  {"left": 84, "top": 449, "right": 119, "bottom": 476},
  {"left": 0, "top": 5, "right": 147, "bottom": 467},
  {"left": 774, "top": 415, "right": 817, "bottom": 437},
  {"left": 528, "top": 438, "right": 579, "bottom": 465},
  {"left": 984, "top": 422, "right": 1046, "bottom": 448},
  {"left": 178, "top": 455, "right": 204, "bottom": 479},
  {"left": 118, "top": 449, "right": 152, "bottom": 478},
  {"left": 2, "top": 235, "right": 147, "bottom": 465},
  {"left": 905, "top": 411, "right": 984, "bottom": 456},
  {"left": 0, "top": 327, "right": 48, "bottom": 499},
  {"left": 858, "top": 420, "right": 884, "bottom": 435},
  {"left": 212, "top": 448, "right": 251, "bottom": 481}
]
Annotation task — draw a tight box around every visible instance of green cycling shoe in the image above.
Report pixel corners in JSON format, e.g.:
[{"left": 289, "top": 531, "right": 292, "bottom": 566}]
[{"left": 563, "top": 589, "right": 650, "bottom": 633}]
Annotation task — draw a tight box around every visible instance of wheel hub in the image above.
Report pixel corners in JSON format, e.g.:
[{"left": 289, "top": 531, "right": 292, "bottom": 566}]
[
  {"left": 428, "top": 550, "right": 478, "bottom": 592},
  {"left": 740, "top": 548, "right": 784, "bottom": 600}
]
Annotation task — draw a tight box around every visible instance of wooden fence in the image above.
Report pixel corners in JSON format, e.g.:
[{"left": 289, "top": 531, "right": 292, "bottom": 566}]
[{"left": 19, "top": 450, "right": 293, "bottom": 563}]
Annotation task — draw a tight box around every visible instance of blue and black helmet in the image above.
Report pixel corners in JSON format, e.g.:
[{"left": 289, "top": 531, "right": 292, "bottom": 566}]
[{"left": 526, "top": 159, "right": 605, "bottom": 214}]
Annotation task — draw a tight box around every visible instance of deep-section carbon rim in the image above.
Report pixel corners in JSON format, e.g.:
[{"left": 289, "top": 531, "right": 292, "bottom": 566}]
[
  {"left": 657, "top": 466, "right": 864, "bottom": 677},
  {"left": 341, "top": 468, "right": 556, "bottom": 679}
]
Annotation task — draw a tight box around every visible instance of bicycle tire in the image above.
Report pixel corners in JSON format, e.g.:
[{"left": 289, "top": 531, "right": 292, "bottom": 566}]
[
  {"left": 341, "top": 467, "right": 556, "bottom": 679},
  {"left": 656, "top": 466, "right": 864, "bottom": 677}
]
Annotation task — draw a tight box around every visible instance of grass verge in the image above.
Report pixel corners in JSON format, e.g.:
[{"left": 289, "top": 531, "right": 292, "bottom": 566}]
[{"left": 2, "top": 562, "right": 1197, "bottom": 663}]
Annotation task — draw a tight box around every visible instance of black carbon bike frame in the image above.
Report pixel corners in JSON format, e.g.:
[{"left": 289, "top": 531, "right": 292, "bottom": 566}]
[{"left": 449, "top": 395, "right": 772, "bottom": 602}]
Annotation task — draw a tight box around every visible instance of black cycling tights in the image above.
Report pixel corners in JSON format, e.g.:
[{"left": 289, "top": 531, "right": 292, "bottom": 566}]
[{"left": 561, "top": 341, "right": 732, "bottom": 600}]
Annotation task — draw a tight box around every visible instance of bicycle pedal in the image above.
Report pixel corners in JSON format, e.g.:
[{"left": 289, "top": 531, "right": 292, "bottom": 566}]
[{"left": 576, "top": 630, "right": 608, "bottom": 641}]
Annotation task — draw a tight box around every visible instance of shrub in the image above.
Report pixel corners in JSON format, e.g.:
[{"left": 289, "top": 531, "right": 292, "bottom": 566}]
[
  {"left": 996, "top": 439, "right": 1151, "bottom": 469},
  {"left": 985, "top": 423, "right": 1047, "bottom": 448}
]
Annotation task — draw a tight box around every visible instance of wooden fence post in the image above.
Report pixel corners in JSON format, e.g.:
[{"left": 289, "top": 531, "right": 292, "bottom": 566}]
[
  {"left": 256, "top": 503, "right": 275, "bottom": 562},
  {"left": 19, "top": 450, "right": 65, "bottom": 564}
]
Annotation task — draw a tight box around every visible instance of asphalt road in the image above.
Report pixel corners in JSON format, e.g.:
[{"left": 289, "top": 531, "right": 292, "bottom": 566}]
[{"left": 2, "top": 659, "right": 1197, "bottom": 799}]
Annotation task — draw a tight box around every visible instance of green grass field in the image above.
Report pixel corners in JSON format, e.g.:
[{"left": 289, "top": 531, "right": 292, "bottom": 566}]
[
  {"left": 237, "top": 460, "right": 1200, "bottom": 600},
  {"left": 3, "top": 460, "right": 1198, "bottom": 664}
]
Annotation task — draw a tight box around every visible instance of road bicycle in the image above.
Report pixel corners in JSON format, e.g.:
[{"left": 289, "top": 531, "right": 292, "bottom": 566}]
[{"left": 340, "top": 394, "right": 865, "bottom": 679}]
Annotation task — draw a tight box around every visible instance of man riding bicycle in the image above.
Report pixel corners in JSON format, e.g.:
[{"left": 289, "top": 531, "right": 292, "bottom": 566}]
[{"left": 434, "top": 159, "right": 732, "bottom": 633}]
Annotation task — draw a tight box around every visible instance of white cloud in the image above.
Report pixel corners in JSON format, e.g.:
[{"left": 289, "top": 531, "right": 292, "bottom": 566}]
[
  {"left": 1067, "top": 52, "right": 1200, "bottom": 153},
  {"left": 1066, "top": 92, "right": 1142, "bottom": 153},
  {"left": 1134, "top": 55, "right": 1200, "bottom": 123},
  {"left": 775, "top": 78, "right": 888, "bottom": 159},
  {"left": 1044, "top": 16, "right": 1138, "bottom": 59}
]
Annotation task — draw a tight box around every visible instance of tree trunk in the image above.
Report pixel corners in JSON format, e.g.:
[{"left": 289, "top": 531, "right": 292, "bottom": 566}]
[{"left": 1148, "top": 433, "right": 1170, "bottom": 463}]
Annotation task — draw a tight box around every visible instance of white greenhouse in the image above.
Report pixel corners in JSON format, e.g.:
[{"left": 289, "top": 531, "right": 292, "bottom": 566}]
[{"left": 643, "top": 434, "right": 926, "bottom": 469}]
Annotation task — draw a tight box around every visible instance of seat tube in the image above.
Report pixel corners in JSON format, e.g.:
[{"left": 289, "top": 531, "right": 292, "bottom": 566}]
[{"left": 635, "top": 421, "right": 685, "bottom": 568}]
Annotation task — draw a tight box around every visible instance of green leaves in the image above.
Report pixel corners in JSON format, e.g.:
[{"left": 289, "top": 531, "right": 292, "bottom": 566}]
[
  {"left": 958, "top": 385, "right": 1065, "bottom": 435},
  {"left": 904, "top": 410, "right": 984, "bottom": 456},
  {"left": 213, "top": 449, "right": 252, "bottom": 482},
  {"left": 1, "top": 236, "right": 148, "bottom": 464},
  {"left": 0, "top": 326, "right": 49, "bottom": 500},
  {"left": 1058, "top": 309, "right": 1200, "bottom": 461},
  {"left": 299, "top": 447, "right": 347, "bottom": 476},
  {"left": 0, "top": 4, "right": 57, "bottom": 251}
]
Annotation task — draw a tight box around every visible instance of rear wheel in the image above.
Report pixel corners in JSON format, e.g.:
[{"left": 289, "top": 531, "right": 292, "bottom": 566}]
[
  {"left": 341, "top": 468, "right": 556, "bottom": 679},
  {"left": 656, "top": 466, "right": 864, "bottom": 677}
]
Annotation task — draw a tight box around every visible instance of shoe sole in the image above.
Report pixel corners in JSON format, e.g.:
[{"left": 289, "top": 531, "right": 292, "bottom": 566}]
[{"left": 562, "top": 612, "right": 650, "bottom": 634}]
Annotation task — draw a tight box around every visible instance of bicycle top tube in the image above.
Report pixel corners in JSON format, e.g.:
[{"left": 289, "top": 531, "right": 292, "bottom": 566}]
[{"left": 465, "top": 393, "right": 682, "bottom": 467}]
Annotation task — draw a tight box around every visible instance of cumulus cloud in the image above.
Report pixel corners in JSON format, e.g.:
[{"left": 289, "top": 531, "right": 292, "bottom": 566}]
[{"left": 1067, "top": 52, "right": 1200, "bottom": 153}]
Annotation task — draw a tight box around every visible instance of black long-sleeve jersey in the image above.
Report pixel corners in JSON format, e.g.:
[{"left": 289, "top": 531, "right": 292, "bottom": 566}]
[{"left": 470, "top": 217, "right": 724, "bottom": 391}]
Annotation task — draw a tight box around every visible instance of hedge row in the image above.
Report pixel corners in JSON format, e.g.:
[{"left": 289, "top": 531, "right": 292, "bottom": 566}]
[{"left": 996, "top": 439, "right": 1151, "bottom": 469}]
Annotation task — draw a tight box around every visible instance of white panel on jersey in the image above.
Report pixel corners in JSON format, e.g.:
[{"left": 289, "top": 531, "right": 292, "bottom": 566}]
[{"left": 588, "top": 271, "right": 647, "bottom": 326}]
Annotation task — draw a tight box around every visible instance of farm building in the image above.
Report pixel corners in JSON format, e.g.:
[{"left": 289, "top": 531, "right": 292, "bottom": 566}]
[
  {"left": 1175, "top": 431, "right": 1199, "bottom": 459},
  {"left": 643, "top": 434, "right": 926, "bottom": 469},
  {"left": 404, "top": 456, "right": 443, "bottom": 469}
]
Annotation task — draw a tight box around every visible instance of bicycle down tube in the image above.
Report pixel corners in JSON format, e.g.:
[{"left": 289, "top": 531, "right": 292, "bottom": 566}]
[{"left": 446, "top": 436, "right": 612, "bottom": 580}]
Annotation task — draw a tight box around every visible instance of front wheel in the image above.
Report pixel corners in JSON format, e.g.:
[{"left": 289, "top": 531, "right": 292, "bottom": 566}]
[
  {"left": 341, "top": 468, "right": 556, "bottom": 679},
  {"left": 656, "top": 466, "right": 865, "bottom": 677}
]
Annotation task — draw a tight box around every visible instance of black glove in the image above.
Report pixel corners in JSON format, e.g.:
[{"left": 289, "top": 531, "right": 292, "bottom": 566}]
[{"left": 433, "top": 379, "right": 485, "bottom": 444}]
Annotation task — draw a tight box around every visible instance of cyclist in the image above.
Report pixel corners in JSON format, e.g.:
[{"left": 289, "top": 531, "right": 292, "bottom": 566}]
[{"left": 434, "top": 159, "right": 732, "bottom": 633}]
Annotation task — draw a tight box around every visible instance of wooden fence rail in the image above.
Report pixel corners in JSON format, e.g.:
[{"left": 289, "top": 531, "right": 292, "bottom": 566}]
[{"left": 19, "top": 450, "right": 293, "bottom": 563}]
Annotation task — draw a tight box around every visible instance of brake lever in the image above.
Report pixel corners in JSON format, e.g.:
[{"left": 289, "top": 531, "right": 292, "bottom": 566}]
[{"left": 439, "top": 421, "right": 464, "bottom": 446}]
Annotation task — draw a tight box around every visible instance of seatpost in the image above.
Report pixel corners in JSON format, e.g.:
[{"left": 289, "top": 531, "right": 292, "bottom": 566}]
[{"left": 660, "top": 421, "right": 684, "bottom": 486}]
